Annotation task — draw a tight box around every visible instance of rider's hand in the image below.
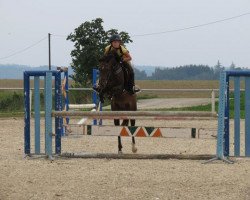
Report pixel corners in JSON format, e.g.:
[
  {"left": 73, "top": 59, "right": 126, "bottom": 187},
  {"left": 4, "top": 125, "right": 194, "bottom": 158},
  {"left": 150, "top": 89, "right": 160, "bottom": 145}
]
[{"left": 120, "top": 57, "right": 124, "bottom": 64}]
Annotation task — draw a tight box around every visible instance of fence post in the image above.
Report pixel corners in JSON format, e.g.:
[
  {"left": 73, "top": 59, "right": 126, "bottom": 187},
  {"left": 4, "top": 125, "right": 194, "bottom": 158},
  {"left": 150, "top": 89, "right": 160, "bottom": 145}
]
[
  {"left": 205, "top": 71, "right": 233, "bottom": 164},
  {"left": 24, "top": 72, "right": 30, "bottom": 155},
  {"left": 234, "top": 77, "right": 240, "bottom": 156},
  {"left": 92, "top": 68, "right": 98, "bottom": 125},
  {"left": 34, "top": 76, "right": 40, "bottom": 154},
  {"left": 211, "top": 89, "right": 215, "bottom": 113},
  {"left": 245, "top": 77, "right": 250, "bottom": 156},
  {"left": 45, "top": 72, "right": 53, "bottom": 158},
  {"left": 55, "top": 72, "right": 62, "bottom": 154}
]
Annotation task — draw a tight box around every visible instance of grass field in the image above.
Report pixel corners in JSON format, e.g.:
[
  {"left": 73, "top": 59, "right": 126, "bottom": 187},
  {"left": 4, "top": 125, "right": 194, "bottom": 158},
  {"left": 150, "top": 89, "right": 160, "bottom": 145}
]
[{"left": 0, "top": 79, "right": 220, "bottom": 98}]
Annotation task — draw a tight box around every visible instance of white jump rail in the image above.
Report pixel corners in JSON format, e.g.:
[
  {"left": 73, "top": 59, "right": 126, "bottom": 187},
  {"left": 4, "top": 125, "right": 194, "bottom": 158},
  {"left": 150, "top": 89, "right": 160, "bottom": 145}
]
[
  {"left": 68, "top": 104, "right": 96, "bottom": 109},
  {"left": 52, "top": 110, "right": 217, "bottom": 120}
]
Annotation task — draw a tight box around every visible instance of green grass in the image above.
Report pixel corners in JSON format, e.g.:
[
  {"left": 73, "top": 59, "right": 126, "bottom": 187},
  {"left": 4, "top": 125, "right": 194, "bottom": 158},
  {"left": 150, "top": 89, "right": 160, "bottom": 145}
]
[{"left": 0, "top": 91, "right": 24, "bottom": 112}]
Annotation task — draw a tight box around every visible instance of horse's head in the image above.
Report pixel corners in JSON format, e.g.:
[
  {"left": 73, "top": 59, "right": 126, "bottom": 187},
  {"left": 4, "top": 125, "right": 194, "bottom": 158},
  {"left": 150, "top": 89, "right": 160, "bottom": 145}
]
[{"left": 98, "top": 50, "right": 124, "bottom": 97}]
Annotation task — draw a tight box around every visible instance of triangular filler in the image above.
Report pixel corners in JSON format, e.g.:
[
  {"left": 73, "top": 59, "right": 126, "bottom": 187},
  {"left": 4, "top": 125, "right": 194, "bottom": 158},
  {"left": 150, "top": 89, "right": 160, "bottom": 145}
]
[
  {"left": 152, "top": 128, "right": 162, "bottom": 137},
  {"left": 145, "top": 127, "right": 155, "bottom": 136},
  {"left": 128, "top": 126, "right": 138, "bottom": 136},
  {"left": 120, "top": 127, "right": 129, "bottom": 136},
  {"left": 135, "top": 127, "right": 147, "bottom": 137}
]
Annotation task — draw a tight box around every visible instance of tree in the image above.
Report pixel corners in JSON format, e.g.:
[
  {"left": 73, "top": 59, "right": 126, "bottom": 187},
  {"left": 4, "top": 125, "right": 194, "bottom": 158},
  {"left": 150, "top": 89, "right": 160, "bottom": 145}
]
[
  {"left": 213, "top": 60, "right": 224, "bottom": 79},
  {"left": 134, "top": 67, "right": 148, "bottom": 80},
  {"left": 67, "top": 18, "right": 132, "bottom": 87},
  {"left": 229, "top": 62, "right": 236, "bottom": 70}
]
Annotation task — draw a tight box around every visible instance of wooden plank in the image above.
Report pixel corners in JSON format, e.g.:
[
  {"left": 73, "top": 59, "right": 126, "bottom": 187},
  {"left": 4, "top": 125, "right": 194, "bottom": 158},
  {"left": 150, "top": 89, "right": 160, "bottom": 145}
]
[{"left": 59, "top": 153, "right": 215, "bottom": 160}]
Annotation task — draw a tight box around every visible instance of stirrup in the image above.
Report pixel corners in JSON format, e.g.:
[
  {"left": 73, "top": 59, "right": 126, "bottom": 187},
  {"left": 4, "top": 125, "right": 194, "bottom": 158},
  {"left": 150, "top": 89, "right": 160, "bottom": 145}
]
[
  {"left": 127, "top": 88, "right": 135, "bottom": 95},
  {"left": 133, "top": 85, "right": 141, "bottom": 93}
]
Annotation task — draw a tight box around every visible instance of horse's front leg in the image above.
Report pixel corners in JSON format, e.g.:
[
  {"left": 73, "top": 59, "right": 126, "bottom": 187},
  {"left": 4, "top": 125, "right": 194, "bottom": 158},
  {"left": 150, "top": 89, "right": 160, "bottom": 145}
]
[
  {"left": 130, "top": 119, "right": 135, "bottom": 126},
  {"left": 130, "top": 119, "right": 137, "bottom": 153},
  {"left": 114, "top": 119, "right": 120, "bottom": 126},
  {"left": 131, "top": 136, "right": 137, "bottom": 153}
]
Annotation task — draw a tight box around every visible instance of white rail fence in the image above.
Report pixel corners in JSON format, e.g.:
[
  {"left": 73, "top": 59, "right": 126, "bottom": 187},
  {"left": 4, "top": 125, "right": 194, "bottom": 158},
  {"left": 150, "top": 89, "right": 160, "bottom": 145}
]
[{"left": 0, "top": 87, "right": 218, "bottom": 113}]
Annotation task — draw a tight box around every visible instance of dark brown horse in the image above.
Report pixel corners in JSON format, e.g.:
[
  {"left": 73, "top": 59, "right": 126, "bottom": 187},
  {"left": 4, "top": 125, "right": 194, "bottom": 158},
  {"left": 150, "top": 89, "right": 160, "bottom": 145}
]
[
  {"left": 97, "top": 51, "right": 138, "bottom": 153},
  {"left": 98, "top": 51, "right": 137, "bottom": 126}
]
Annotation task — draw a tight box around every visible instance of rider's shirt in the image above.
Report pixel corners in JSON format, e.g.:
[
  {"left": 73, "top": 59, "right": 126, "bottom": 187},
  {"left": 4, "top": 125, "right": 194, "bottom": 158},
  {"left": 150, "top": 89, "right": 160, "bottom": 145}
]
[{"left": 104, "top": 45, "right": 129, "bottom": 57}]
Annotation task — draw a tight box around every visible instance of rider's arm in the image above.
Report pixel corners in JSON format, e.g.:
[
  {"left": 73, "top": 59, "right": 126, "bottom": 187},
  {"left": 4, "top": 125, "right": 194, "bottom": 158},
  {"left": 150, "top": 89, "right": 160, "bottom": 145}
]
[
  {"left": 122, "top": 52, "right": 132, "bottom": 62},
  {"left": 120, "top": 46, "right": 132, "bottom": 62}
]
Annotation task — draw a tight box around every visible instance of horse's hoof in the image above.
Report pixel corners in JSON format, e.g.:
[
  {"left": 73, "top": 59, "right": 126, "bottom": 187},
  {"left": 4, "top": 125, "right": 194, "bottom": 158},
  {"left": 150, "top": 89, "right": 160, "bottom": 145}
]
[
  {"left": 132, "top": 146, "right": 138, "bottom": 153},
  {"left": 118, "top": 151, "right": 123, "bottom": 154}
]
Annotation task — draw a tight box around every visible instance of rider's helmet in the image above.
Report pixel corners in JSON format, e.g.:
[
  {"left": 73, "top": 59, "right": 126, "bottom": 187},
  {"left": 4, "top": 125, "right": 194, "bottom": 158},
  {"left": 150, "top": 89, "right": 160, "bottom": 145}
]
[{"left": 109, "top": 34, "right": 122, "bottom": 43}]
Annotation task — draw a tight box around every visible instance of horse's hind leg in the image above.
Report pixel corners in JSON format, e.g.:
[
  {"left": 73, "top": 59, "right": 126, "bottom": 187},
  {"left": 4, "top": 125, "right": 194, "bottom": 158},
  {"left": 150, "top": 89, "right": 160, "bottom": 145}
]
[
  {"left": 130, "top": 119, "right": 135, "bottom": 126},
  {"left": 118, "top": 136, "right": 123, "bottom": 154},
  {"left": 114, "top": 119, "right": 120, "bottom": 126},
  {"left": 130, "top": 119, "right": 137, "bottom": 153}
]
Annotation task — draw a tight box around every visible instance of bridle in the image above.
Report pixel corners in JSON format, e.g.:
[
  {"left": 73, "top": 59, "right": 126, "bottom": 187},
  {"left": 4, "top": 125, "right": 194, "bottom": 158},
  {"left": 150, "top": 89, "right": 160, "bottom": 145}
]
[{"left": 99, "top": 57, "right": 124, "bottom": 96}]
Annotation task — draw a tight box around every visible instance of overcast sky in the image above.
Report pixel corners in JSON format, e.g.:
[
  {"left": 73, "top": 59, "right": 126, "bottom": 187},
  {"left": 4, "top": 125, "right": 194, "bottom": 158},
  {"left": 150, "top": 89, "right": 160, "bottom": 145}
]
[{"left": 1, "top": 0, "right": 250, "bottom": 68}]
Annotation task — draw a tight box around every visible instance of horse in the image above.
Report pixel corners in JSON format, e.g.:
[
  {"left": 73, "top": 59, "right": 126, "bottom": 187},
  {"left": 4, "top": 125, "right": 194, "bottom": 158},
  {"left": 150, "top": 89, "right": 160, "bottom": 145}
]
[{"left": 97, "top": 50, "right": 138, "bottom": 153}]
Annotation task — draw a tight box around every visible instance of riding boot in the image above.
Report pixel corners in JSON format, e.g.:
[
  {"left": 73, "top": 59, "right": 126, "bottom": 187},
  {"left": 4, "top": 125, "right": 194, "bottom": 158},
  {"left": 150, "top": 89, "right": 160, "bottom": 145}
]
[
  {"left": 123, "top": 62, "right": 139, "bottom": 94},
  {"left": 128, "top": 71, "right": 135, "bottom": 94}
]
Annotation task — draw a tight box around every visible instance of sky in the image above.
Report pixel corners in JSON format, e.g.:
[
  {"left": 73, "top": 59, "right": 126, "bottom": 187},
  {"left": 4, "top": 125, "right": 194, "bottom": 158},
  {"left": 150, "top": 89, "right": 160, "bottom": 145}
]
[{"left": 0, "top": 0, "right": 250, "bottom": 68}]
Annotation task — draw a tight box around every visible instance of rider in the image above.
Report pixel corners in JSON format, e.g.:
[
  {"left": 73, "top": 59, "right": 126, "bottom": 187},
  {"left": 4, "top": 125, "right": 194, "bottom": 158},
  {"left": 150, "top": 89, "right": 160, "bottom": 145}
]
[{"left": 104, "top": 34, "right": 137, "bottom": 94}]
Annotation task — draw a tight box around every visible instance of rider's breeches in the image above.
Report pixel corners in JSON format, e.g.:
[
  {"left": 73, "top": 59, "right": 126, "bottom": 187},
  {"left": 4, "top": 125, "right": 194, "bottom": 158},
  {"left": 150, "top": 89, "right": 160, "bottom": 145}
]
[{"left": 123, "top": 62, "right": 135, "bottom": 86}]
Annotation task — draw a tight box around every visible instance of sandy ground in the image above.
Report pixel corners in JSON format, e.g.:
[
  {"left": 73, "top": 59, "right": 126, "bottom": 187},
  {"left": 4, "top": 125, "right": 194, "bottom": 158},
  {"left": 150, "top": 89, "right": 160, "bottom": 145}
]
[{"left": 1, "top": 117, "right": 250, "bottom": 200}]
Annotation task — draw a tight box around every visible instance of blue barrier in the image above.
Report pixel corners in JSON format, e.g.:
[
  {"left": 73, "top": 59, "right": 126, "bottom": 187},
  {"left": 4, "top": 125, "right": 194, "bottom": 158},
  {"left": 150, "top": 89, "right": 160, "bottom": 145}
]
[
  {"left": 24, "top": 68, "right": 101, "bottom": 158},
  {"left": 92, "top": 68, "right": 102, "bottom": 125},
  {"left": 207, "top": 70, "right": 250, "bottom": 163},
  {"left": 24, "top": 70, "right": 62, "bottom": 156}
]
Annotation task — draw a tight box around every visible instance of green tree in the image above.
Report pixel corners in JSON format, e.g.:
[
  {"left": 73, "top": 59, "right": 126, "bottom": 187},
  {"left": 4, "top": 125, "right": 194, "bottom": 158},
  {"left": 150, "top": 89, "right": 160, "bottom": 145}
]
[
  {"left": 67, "top": 18, "right": 132, "bottom": 87},
  {"left": 213, "top": 60, "right": 224, "bottom": 79},
  {"left": 229, "top": 62, "right": 236, "bottom": 70}
]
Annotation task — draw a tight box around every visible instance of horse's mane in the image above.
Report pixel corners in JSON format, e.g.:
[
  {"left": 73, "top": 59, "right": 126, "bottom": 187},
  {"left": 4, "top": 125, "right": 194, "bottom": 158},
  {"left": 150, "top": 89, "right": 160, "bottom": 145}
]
[
  {"left": 99, "top": 49, "right": 121, "bottom": 64},
  {"left": 97, "top": 49, "right": 125, "bottom": 97}
]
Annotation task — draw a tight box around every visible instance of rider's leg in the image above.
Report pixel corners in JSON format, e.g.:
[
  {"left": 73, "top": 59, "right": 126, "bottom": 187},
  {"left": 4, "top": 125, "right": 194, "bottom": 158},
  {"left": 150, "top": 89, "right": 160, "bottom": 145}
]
[{"left": 123, "top": 62, "right": 135, "bottom": 94}]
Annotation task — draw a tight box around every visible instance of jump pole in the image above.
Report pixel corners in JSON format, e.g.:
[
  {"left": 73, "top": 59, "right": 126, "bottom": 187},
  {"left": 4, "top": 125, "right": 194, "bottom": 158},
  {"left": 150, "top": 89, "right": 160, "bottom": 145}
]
[
  {"left": 59, "top": 152, "right": 214, "bottom": 160},
  {"left": 52, "top": 110, "right": 217, "bottom": 119}
]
